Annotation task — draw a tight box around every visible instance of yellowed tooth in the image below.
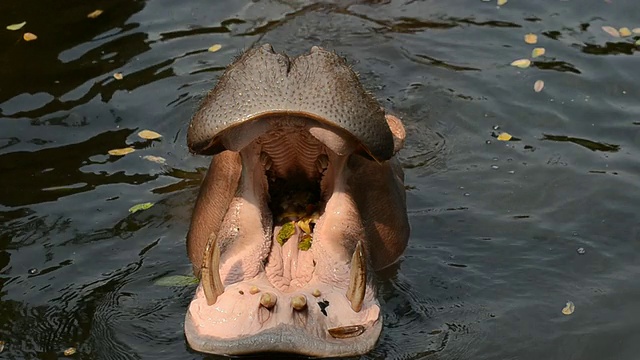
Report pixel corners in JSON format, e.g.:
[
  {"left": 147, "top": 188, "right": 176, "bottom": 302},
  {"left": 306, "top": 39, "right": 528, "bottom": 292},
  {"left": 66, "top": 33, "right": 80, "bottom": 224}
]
[
  {"left": 312, "top": 289, "right": 321, "bottom": 297},
  {"left": 201, "top": 233, "right": 224, "bottom": 306},
  {"left": 346, "top": 241, "right": 366, "bottom": 312},
  {"left": 260, "top": 292, "right": 277, "bottom": 309},
  {"left": 249, "top": 286, "right": 260, "bottom": 295},
  {"left": 291, "top": 295, "right": 307, "bottom": 310},
  {"left": 328, "top": 325, "right": 365, "bottom": 339}
]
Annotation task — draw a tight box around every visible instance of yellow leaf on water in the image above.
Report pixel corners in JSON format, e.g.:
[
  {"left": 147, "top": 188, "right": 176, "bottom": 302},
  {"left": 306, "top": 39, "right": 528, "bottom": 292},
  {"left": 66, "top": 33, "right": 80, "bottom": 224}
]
[
  {"left": 129, "top": 202, "right": 154, "bottom": 213},
  {"left": 636, "top": 40, "right": 640, "bottom": 46},
  {"left": 531, "top": 47, "right": 546, "bottom": 58},
  {"left": 632, "top": 28, "right": 640, "bottom": 34},
  {"left": 23, "top": 32, "right": 37, "bottom": 41},
  {"left": 6, "top": 21, "right": 26, "bottom": 31},
  {"left": 63, "top": 347, "right": 77, "bottom": 356},
  {"left": 143, "top": 155, "right": 166, "bottom": 164},
  {"left": 87, "top": 9, "right": 103, "bottom": 19},
  {"left": 138, "top": 130, "right": 162, "bottom": 140},
  {"left": 497, "top": 0, "right": 507, "bottom": 5},
  {"left": 208, "top": 44, "right": 222, "bottom": 52},
  {"left": 510, "top": 59, "right": 531, "bottom": 68},
  {"left": 618, "top": 27, "right": 632, "bottom": 37},
  {"left": 113, "top": 72, "right": 123, "bottom": 80},
  {"left": 601, "top": 26, "right": 620, "bottom": 37},
  {"left": 534, "top": 80, "right": 545, "bottom": 92},
  {"left": 562, "top": 301, "right": 575, "bottom": 315},
  {"left": 497, "top": 132, "right": 512, "bottom": 141},
  {"left": 524, "top": 33, "right": 538, "bottom": 44},
  {"left": 108, "top": 147, "right": 135, "bottom": 156}
]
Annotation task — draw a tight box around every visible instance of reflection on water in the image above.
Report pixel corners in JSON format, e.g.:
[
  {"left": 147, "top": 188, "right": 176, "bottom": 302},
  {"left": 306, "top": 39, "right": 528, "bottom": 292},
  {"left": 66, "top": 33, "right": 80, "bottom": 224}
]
[{"left": 1, "top": 0, "right": 640, "bottom": 359}]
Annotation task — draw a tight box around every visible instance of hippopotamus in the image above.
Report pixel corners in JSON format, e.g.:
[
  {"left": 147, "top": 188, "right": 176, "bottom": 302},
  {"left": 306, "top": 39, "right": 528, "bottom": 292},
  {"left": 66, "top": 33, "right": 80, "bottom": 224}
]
[{"left": 184, "top": 44, "right": 410, "bottom": 357}]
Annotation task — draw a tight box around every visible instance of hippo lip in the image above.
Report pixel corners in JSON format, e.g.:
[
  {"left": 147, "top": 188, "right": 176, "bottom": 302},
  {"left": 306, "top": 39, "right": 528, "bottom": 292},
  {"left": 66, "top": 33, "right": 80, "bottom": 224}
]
[
  {"left": 187, "top": 44, "right": 395, "bottom": 161},
  {"left": 184, "top": 115, "right": 382, "bottom": 357}
]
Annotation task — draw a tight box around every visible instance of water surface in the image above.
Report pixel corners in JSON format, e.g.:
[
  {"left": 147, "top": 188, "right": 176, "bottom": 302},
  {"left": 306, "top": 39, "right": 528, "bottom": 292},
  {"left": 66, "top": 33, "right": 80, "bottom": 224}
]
[{"left": 1, "top": 0, "right": 640, "bottom": 359}]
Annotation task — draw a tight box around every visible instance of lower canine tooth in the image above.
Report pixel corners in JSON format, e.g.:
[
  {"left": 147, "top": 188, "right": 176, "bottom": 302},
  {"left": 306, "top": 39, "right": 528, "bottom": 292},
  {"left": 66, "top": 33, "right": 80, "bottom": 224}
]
[
  {"left": 291, "top": 295, "right": 307, "bottom": 310},
  {"left": 328, "top": 325, "right": 365, "bottom": 339},
  {"left": 201, "top": 233, "right": 224, "bottom": 306},
  {"left": 346, "top": 241, "right": 366, "bottom": 312},
  {"left": 260, "top": 292, "right": 277, "bottom": 309}
]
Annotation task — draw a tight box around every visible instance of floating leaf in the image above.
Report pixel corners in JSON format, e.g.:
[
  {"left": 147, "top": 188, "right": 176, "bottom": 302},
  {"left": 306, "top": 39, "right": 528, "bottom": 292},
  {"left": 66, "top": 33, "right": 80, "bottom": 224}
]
[
  {"left": 497, "top": 132, "right": 513, "bottom": 141},
  {"left": 298, "top": 234, "right": 312, "bottom": 251},
  {"left": 0, "top": 340, "right": 4, "bottom": 353},
  {"left": 618, "top": 27, "right": 632, "bottom": 37},
  {"left": 63, "top": 348, "right": 77, "bottom": 356},
  {"left": 143, "top": 155, "right": 166, "bottom": 164},
  {"left": 208, "top": 44, "right": 222, "bottom": 52},
  {"left": 138, "top": 129, "right": 162, "bottom": 140},
  {"left": 277, "top": 222, "right": 295, "bottom": 246},
  {"left": 632, "top": 28, "right": 640, "bottom": 34},
  {"left": 511, "top": 59, "right": 531, "bottom": 68},
  {"left": 562, "top": 301, "right": 575, "bottom": 315},
  {"left": 636, "top": 39, "right": 640, "bottom": 46},
  {"left": 108, "top": 147, "right": 135, "bottom": 156},
  {"left": 87, "top": 9, "right": 103, "bottom": 18},
  {"left": 531, "top": 47, "right": 546, "bottom": 58},
  {"left": 23, "top": 32, "right": 37, "bottom": 41},
  {"left": 534, "top": 80, "right": 545, "bottom": 92},
  {"left": 129, "top": 202, "right": 154, "bottom": 213},
  {"left": 497, "top": 0, "right": 507, "bottom": 5},
  {"left": 154, "top": 275, "right": 199, "bottom": 287},
  {"left": 6, "top": 21, "right": 26, "bottom": 31},
  {"left": 524, "top": 33, "right": 538, "bottom": 44},
  {"left": 113, "top": 72, "right": 123, "bottom": 80},
  {"left": 601, "top": 26, "right": 620, "bottom": 37}
]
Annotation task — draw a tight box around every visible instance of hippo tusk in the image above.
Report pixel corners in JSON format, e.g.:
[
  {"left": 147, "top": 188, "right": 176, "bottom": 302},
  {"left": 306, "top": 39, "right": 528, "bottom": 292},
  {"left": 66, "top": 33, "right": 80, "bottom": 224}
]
[
  {"left": 346, "top": 240, "right": 366, "bottom": 313},
  {"left": 201, "top": 233, "right": 224, "bottom": 306}
]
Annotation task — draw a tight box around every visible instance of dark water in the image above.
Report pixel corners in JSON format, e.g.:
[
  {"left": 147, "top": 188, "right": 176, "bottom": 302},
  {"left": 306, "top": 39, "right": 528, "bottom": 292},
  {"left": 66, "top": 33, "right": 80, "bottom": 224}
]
[{"left": 1, "top": 0, "right": 639, "bottom": 359}]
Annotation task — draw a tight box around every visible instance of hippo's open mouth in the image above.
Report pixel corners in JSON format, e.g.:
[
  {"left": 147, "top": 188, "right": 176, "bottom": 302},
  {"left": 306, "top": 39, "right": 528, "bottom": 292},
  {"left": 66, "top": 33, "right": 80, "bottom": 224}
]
[
  {"left": 185, "top": 116, "right": 381, "bottom": 357},
  {"left": 184, "top": 44, "right": 409, "bottom": 357}
]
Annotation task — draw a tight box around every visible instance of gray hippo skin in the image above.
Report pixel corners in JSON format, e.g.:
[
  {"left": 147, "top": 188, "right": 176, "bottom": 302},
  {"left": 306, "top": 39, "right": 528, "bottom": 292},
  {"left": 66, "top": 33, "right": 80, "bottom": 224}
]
[{"left": 185, "top": 44, "right": 409, "bottom": 357}]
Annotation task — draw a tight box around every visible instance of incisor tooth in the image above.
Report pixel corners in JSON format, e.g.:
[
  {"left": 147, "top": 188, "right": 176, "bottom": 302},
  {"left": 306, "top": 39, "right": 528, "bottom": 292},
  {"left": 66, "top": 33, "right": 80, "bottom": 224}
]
[
  {"left": 260, "top": 292, "right": 277, "bottom": 309},
  {"left": 346, "top": 241, "right": 366, "bottom": 312},
  {"left": 201, "top": 233, "right": 224, "bottom": 306},
  {"left": 328, "top": 325, "right": 365, "bottom": 339},
  {"left": 291, "top": 295, "right": 307, "bottom": 310}
]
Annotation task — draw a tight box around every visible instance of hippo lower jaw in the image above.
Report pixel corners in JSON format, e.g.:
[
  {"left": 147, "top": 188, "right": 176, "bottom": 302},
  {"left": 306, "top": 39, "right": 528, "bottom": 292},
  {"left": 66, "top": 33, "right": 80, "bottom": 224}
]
[{"left": 185, "top": 116, "right": 385, "bottom": 357}]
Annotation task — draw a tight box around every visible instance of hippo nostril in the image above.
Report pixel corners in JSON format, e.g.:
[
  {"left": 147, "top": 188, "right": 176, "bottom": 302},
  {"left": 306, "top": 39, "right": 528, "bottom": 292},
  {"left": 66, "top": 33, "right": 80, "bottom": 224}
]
[
  {"left": 261, "top": 44, "right": 275, "bottom": 54},
  {"left": 291, "top": 295, "right": 307, "bottom": 311},
  {"left": 260, "top": 292, "right": 277, "bottom": 309},
  {"left": 327, "top": 325, "right": 365, "bottom": 339}
]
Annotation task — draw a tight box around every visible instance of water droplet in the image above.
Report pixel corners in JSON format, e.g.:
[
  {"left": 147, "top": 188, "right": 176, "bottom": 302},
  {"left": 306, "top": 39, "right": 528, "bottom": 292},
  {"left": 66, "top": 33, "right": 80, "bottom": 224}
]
[
  {"left": 576, "top": 247, "right": 586, "bottom": 255},
  {"left": 491, "top": 165, "right": 499, "bottom": 170},
  {"left": 492, "top": 157, "right": 499, "bottom": 161},
  {"left": 492, "top": 125, "right": 500, "bottom": 130},
  {"left": 463, "top": 192, "right": 470, "bottom": 197},
  {"left": 486, "top": 140, "right": 492, "bottom": 144},
  {"left": 508, "top": 170, "right": 515, "bottom": 174}
]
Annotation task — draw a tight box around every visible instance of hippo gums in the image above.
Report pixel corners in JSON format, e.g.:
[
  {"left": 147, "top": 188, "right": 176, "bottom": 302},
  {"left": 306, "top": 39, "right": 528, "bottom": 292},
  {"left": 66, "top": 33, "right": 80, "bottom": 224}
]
[{"left": 184, "top": 44, "right": 410, "bottom": 357}]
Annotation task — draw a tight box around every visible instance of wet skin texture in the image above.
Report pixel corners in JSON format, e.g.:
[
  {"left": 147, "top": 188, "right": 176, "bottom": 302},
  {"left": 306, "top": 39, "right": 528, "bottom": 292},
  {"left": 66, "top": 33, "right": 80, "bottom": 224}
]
[{"left": 185, "top": 44, "right": 410, "bottom": 357}]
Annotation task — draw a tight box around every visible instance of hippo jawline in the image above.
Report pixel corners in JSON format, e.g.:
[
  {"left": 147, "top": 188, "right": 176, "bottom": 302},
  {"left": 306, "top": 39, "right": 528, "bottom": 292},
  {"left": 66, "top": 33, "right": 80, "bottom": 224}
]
[{"left": 184, "top": 45, "right": 409, "bottom": 358}]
